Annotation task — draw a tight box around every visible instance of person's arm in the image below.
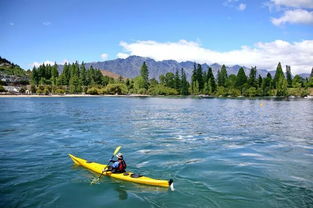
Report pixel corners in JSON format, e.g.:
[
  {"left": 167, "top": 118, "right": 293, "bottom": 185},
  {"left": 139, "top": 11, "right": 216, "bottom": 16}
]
[{"left": 112, "top": 161, "right": 119, "bottom": 168}]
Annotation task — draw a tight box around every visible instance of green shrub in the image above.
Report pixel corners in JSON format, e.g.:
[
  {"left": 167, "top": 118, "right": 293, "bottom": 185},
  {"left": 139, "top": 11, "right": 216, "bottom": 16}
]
[
  {"left": 104, "top": 83, "right": 128, "bottom": 95},
  {"left": 244, "top": 87, "right": 257, "bottom": 97},
  {"left": 86, "top": 87, "right": 99, "bottom": 95},
  {"left": 288, "top": 88, "right": 309, "bottom": 97},
  {"left": 36, "top": 85, "right": 45, "bottom": 94},
  {"left": 44, "top": 86, "right": 51, "bottom": 95},
  {"left": 55, "top": 89, "right": 65, "bottom": 94},
  {"left": 0, "top": 85, "right": 6, "bottom": 92},
  {"left": 269, "top": 89, "right": 276, "bottom": 96},
  {"left": 228, "top": 88, "right": 241, "bottom": 97},
  {"left": 137, "top": 88, "right": 147, "bottom": 95},
  {"left": 215, "top": 86, "right": 227, "bottom": 97},
  {"left": 148, "top": 85, "right": 178, "bottom": 95}
]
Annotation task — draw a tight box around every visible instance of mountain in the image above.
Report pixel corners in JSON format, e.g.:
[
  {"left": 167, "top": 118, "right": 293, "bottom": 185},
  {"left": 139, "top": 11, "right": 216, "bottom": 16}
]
[
  {"left": 298, "top": 73, "right": 311, "bottom": 78},
  {"left": 80, "top": 56, "right": 271, "bottom": 80},
  {"left": 100, "top": 69, "right": 124, "bottom": 79},
  {"left": 59, "top": 56, "right": 311, "bottom": 80}
]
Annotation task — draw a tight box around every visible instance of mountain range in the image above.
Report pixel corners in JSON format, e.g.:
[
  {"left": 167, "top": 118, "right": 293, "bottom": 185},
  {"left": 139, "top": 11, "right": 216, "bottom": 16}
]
[{"left": 62, "top": 55, "right": 310, "bottom": 80}]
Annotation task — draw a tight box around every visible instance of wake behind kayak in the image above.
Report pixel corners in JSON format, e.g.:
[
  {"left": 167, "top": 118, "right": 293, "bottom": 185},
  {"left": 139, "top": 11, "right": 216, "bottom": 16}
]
[{"left": 68, "top": 154, "right": 174, "bottom": 189}]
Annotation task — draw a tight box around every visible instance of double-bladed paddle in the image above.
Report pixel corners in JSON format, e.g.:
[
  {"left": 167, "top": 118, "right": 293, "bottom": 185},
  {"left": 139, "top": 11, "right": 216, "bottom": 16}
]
[{"left": 91, "top": 146, "right": 122, "bottom": 184}]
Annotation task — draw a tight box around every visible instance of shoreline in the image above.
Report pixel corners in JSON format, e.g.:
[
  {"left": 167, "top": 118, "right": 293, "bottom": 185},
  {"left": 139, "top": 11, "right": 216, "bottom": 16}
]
[
  {"left": 0, "top": 94, "right": 312, "bottom": 99},
  {"left": 0, "top": 94, "right": 151, "bottom": 98}
]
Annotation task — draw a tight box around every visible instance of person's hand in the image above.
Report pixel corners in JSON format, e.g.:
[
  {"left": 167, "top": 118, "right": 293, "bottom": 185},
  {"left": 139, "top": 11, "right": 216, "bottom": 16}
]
[{"left": 110, "top": 159, "right": 115, "bottom": 163}]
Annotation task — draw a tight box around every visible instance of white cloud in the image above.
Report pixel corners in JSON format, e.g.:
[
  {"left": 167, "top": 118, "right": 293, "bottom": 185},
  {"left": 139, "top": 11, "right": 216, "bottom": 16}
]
[
  {"left": 272, "top": 9, "right": 313, "bottom": 25},
  {"left": 100, "top": 53, "right": 109, "bottom": 60},
  {"left": 117, "top": 53, "right": 130, "bottom": 59},
  {"left": 224, "top": 0, "right": 247, "bottom": 11},
  {"left": 31, "top": 61, "right": 55, "bottom": 68},
  {"left": 30, "top": 60, "right": 70, "bottom": 68},
  {"left": 238, "top": 3, "right": 247, "bottom": 11},
  {"left": 118, "top": 39, "right": 313, "bottom": 74},
  {"left": 42, "top": 21, "right": 51, "bottom": 26},
  {"left": 271, "top": 0, "right": 313, "bottom": 9},
  {"left": 223, "top": 0, "right": 239, "bottom": 7},
  {"left": 269, "top": 0, "right": 313, "bottom": 25}
]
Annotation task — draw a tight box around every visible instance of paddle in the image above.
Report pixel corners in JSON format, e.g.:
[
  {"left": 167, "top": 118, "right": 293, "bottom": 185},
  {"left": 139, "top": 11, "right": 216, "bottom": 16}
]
[{"left": 91, "top": 146, "right": 122, "bottom": 184}]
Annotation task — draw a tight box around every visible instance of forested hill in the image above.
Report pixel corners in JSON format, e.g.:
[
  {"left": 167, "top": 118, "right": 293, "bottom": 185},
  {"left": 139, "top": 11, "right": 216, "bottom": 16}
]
[
  {"left": 0, "top": 57, "right": 17, "bottom": 67},
  {"left": 0, "top": 56, "right": 29, "bottom": 79},
  {"left": 58, "top": 56, "right": 271, "bottom": 80}
]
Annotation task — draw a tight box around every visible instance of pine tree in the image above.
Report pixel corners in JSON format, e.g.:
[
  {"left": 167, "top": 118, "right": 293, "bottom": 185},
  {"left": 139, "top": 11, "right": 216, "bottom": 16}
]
[
  {"left": 257, "top": 75, "right": 262, "bottom": 88},
  {"left": 292, "top": 75, "right": 303, "bottom": 88},
  {"left": 276, "top": 76, "right": 288, "bottom": 96},
  {"left": 174, "top": 70, "right": 181, "bottom": 91},
  {"left": 80, "top": 62, "right": 87, "bottom": 86},
  {"left": 207, "top": 67, "right": 216, "bottom": 93},
  {"left": 62, "top": 63, "right": 71, "bottom": 85},
  {"left": 217, "top": 65, "right": 227, "bottom": 87},
  {"left": 192, "top": 80, "right": 200, "bottom": 95},
  {"left": 196, "top": 64, "right": 204, "bottom": 91},
  {"left": 94, "top": 70, "right": 103, "bottom": 85},
  {"left": 226, "top": 74, "right": 237, "bottom": 89},
  {"left": 273, "top": 62, "right": 285, "bottom": 89},
  {"left": 74, "top": 61, "right": 80, "bottom": 78},
  {"left": 69, "top": 62, "right": 78, "bottom": 78},
  {"left": 31, "top": 67, "right": 39, "bottom": 85},
  {"left": 190, "top": 64, "right": 205, "bottom": 92},
  {"left": 38, "top": 64, "right": 45, "bottom": 80},
  {"left": 261, "top": 73, "right": 272, "bottom": 96},
  {"left": 88, "top": 66, "right": 95, "bottom": 85},
  {"left": 191, "top": 64, "right": 197, "bottom": 92},
  {"left": 69, "top": 75, "right": 82, "bottom": 94},
  {"left": 51, "top": 63, "right": 59, "bottom": 78},
  {"left": 44, "top": 64, "right": 52, "bottom": 80},
  {"left": 248, "top": 67, "right": 257, "bottom": 88},
  {"left": 180, "top": 68, "right": 189, "bottom": 95},
  {"left": 235, "top": 67, "right": 247, "bottom": 92},
  {"left": 140, "top": 62, "right": 149, "bottom": 89},
  {"left": 310, "top": 68, "right": 313, "bottom": 78},
  {"left": 50, "top": 63, "right": 59, "bottom": 85},
  {"left": 286, "top": 65, "right": 292, "bottom": 88}
]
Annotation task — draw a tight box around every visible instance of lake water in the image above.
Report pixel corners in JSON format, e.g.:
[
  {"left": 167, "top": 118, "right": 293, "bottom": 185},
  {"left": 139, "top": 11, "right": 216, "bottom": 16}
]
[{"left": 0, "top": 97, "right": 312, "bottom": 208}]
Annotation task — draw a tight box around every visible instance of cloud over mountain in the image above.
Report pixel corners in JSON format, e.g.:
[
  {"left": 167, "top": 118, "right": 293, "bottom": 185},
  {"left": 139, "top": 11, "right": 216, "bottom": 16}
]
[{"left": 117, "top": 39, "right": 313, "bottom": 74}]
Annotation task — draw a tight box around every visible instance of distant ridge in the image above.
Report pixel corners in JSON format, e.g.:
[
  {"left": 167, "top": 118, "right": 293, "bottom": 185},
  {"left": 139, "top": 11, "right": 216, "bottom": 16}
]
[
  {"left": 82, "top": 56, "right": 270, "bottom": 80},
  {"left": 100, "top": 69, "right": 123, "bottom": 79},
  {"left": 59, "top": 56, "right": 309, "bottom": 80}
]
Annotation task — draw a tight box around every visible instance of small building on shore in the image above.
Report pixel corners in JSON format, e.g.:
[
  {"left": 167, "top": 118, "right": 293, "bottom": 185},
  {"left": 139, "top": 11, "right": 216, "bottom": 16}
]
[{"left": 3, "top": 86, "right": 21, "bottom": 94}]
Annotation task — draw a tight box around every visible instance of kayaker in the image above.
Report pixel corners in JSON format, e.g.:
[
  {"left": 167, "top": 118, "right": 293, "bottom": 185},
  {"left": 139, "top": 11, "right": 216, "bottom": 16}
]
[{"left": 106, "top": 153, "right": 127, "bottom": 173}]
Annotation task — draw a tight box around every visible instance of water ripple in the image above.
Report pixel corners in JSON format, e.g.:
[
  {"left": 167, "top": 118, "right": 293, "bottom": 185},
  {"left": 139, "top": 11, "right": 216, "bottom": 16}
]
[{"left": 0, "top": 97, "right": 312, "bottom": 208}]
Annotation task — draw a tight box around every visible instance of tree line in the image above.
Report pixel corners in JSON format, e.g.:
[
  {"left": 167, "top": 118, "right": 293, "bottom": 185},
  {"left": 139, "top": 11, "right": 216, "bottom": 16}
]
[
  {"left": 30, "top": 61, "right": 313, "bottom": 97},
  {"left": 187, "top": 63, "right": 313, "bottom": 97},
  {"left": 31, "top": 62, "right": 114, "bottom": 94}
]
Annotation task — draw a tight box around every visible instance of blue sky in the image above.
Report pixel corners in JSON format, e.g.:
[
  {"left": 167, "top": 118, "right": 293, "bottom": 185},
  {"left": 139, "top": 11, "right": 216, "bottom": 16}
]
[{"left": 1, "top": 0, "right": 313, "bottom": 73}]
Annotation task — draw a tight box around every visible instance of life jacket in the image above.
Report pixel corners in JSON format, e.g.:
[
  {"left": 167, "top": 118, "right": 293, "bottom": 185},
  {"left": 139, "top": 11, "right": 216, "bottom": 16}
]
[{"left": 117, "top": 160, "right": 127, "bottom": 172}]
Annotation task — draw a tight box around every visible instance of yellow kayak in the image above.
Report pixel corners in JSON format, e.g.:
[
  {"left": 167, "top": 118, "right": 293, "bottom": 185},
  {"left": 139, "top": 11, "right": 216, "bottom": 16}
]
[{"left": 68, "top": 154, "right": 173, "bottom": 188}]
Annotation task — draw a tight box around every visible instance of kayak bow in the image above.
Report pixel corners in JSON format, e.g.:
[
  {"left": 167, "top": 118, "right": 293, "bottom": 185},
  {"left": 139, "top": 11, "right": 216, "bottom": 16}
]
[{"left": 68, "top": 154, "right": 174, "bottom": 188}]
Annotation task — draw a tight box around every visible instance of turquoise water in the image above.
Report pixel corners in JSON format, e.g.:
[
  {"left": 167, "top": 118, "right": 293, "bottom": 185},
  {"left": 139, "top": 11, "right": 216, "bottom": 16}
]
[{"left": 0, "top": 97, "right": 312, "bottom": 208}]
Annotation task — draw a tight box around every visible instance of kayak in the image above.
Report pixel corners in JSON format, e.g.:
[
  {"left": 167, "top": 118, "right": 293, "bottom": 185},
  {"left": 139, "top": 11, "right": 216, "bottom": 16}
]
[{"left": 68, "top": 154, "right": 173, "bottom": 188}]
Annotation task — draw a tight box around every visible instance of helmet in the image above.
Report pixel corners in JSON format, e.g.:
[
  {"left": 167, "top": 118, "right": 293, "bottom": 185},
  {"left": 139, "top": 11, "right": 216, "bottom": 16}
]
[{"left": 116, "top": 153, "right": 123, "bottom": 159}]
